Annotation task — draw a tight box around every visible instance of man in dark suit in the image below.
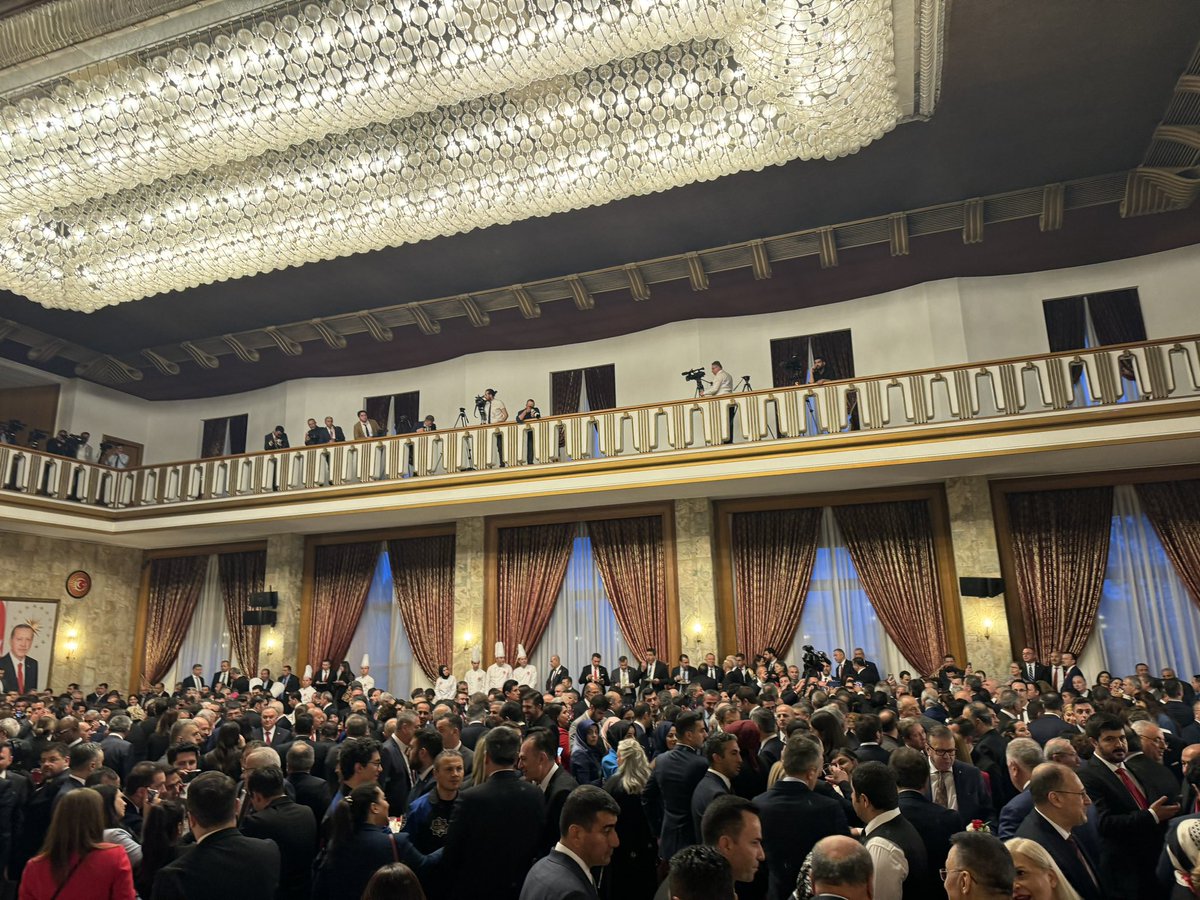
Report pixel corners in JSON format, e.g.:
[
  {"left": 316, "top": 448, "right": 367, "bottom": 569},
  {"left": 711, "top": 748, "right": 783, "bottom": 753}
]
[
  {"left": 927, "top": 725, "right": 995, "bottom": 829},
  {"left": 1179, "top": 701, "right": 1200, "bottom": 746},
  {"left": 303, "top": 418, "right": 327, "bottom": 446},
  {"left": 610, "top": 656, "right": 642, "bottom": 699},
  {"left": 321, "top": 416, "right": 345, "bottom": 442},
  {"left": 578, "top": 653, "right": 609, "bottom": 690},
  {"left": 1060, "top": 652, "right": 1085, "bottom": 691},
  {"left": 849, "top": 649, "right": 880, "bottom": 687},
  {"left": 1078, "top": 714, "right": 1179, "bottom": 899},
  {"left": 381, "top": 712, "right": 416, "bottom": 815},
  {"left": 753, "top": 735, "right": 849, "bottom": 900},
  {"left": 100, "top": 715, "right": 134, "bottom": 780},
  {"left": 643, "top": 710, "right": 709, "bottom": 861},
  {"left": 152, "top": 771, "right": 280, "bottom": 900},
  {"left": 853, "top": 714, "right": 890, "bottom": 764},
  {"left": 696, "top": 653, "right": 724, "bottom": 691},
  {"left": 284, "top": 743, "right": 329, "bottom": 844},
  {"left": 241, "top": 765, "right": 317, "bottom": 900},
  {"left": 230, "top": 669, "right": 251, "bottom": 695},
  {"left": 998, "top": 737, "right": 1043, "bottom": 839},
  {"left": 181, "top": 664, "right": 205, "bottom": 692},
  {"left": 891, "top": 746, "right": 961, "bottom": 884},
  {"left": 445, "top": 726, "right": 545, "bottom": 900},
  {"left": 672, "top": 654, "right": 699, "bottom": 690},
  {"left": 851, "top": 761, "right": 931, "bottom": 900},
  {"left": 518, "top": 786, "right": 619, "bottom": 900},
  {"left": 1015, "top": 762, "right": 1103, "bottom": 900},
  {"left": 312, "top": 660, "right": 335, "bottom": 697},
  {"left": 251, "top": 706, "right": 288, "bottom": 749},
  {"left": 1163, "top": 679, "right": 1193, "bottom": 732},
  {"left": 1020, "top": 647, "right": 1051, "bottom": 686},
  {"left": 691, "top": 732, "right": 739, "bottom": 839},
  {"left": 0, "top": 624, "right": 39, "bottom": 692},
  {"left": 276, "top": 666, "right": 300, "bottom": 696},
  {"left": 969, "top": 703, "right": 1015, "bottom": 807},
  {"left": 640, "top": 648, "right": 672, "bottom": 692},
  {"left": 1029, "top": 693, "right": 1073, "bottom": 746},
  {"left": 519, "top": 728, "right": 578, "bottom": 853},
  {"left": 544, "top": 655, "right": 570, "bottom": 694}
]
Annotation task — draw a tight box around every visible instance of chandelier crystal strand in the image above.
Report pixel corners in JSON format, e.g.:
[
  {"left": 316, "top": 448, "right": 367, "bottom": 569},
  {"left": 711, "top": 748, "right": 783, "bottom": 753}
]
[
  {"left": 0, "top": 0, "right": 757, "bottom": 218},
  {"left": 1, "top": 29, "right": 901, "bottom": 309}
]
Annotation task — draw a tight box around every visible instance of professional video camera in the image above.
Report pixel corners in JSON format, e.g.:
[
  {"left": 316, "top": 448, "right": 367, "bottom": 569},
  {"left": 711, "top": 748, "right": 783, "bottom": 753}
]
[
  {"left": 801, "top": 644, "right": 831, "bottom": 678},
  {"left": 99, "top": 440, "right": 115, "bottom": 455},
  {"left": 26, "top": 428, "right": 47, "bottom": 448},
  {"left": 1, "top": 419, "right": 25, "bottom": 442},
  {"left": 681, "top": 367, "right": 708, "bottom": 390}
]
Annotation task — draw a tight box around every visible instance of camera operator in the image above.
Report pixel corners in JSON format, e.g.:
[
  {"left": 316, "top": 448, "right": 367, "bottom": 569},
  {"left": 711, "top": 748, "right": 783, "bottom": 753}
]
[
  {"left": 414, "top": 415, "right": 437, "bottom": 432},
  {"left": 480, "top": 389, "right": 508, "bottom": 467},
  {"left": 515, "top": 399, "right": 540, "bottom": 465},
  {"left": 705, "top": 361, "right": 734, "bottom": 396},
  {"left": 46, "top": 430, "right": 72, "bottom": 457},
  {"left": 74, "top": 432, "right": 94, "bottom": 462}
]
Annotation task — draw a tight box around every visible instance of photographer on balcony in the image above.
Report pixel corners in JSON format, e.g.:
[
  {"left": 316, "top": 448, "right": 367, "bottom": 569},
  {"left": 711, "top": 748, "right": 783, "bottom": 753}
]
[
  {"left": 515, "top": 399, "right": 540, "bottom": 464},
  {"left": 705, "top": 360, "right": 736, "bottom": 444},
  {"left": 481, "top": 388, "right": 508, "bottom": 467}
]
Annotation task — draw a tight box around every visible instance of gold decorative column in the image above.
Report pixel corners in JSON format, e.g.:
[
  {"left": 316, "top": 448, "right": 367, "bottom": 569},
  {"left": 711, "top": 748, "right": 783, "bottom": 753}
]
[
  {"left": 945, "top": 477, "right": 1011, "bottom": 677},
  {"left": 264, "top": 534, "right": 304, "bottom": 671},
  {"left": 673, "top": 498, "right": 721, "bottom": 660},
  {"left": 452, "top": 517, "right": 485, "bottom": 676}
]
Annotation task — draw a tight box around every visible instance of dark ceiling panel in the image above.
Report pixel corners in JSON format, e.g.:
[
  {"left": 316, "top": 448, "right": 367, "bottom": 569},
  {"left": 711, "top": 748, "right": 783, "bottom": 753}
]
[{"left": 0, "top": 2, "right": 1196, "bottom": 395}]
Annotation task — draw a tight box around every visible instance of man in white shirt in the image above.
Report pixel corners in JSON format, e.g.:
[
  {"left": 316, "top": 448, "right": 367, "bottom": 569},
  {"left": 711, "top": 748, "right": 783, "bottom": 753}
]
[
  {"left": 518, "top": 785, "right": 619, "bottom": 899},
  {"left": 486, "top": 642, "right": 513, "bottom": 693},
  {"left": 511, "top": 644, "right": 537, "bottom": 689},
  {"left": 483, "top": 389, "right": 509, "bottom": 467},
  {"left": 357, "top": 655, "right": 375, "bottom": 693},
  {"left": 465, "top": 650, "right": 487, "bottom": 696},
  {"left": 705, "top": 360, "right": 737, "bottom": 444},
  {"left": 851, "top": 762, "right": 926, "bottom": 900}
]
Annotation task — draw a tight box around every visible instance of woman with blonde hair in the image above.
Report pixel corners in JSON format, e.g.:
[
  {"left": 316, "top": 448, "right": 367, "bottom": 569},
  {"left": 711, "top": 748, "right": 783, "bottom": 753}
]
[
  {"left": 1005, "top": 837, "right": 1083, "bottom": 900},
  {"left": 19, "top": 789, "right": 135, "bottom": 900},
  {"left": 471, "top": 731, "right": 490, "bottom": 787},
  {"left": 601, "top": 738, "right": 657, "bottom": 899}
]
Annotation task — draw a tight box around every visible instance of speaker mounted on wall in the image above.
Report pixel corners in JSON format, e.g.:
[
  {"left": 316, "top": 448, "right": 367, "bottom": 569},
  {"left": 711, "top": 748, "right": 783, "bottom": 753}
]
[
  {"left": 242, "top": 610, "right": 277, "bottom": 627},
  {"left": 959, "top": 577, "right": 1004, "bottom": 598}
]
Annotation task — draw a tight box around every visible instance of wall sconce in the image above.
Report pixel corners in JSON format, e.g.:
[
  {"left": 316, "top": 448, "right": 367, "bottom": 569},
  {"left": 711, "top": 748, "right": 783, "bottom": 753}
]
[
  {"left": 691, "top": 621, "right": 703, "bottom": 645},
  {"left": 263, "top": 632, "right": 278, "bottom": 653},
  {"left": 981, "top": 618, "right": 993, "bottom": 640},
  {"left": 64, "top": 627, "right": 79, "bottom": 660},
  {"left": 462, "top": 631, "right": 474, "bottom": 650}
]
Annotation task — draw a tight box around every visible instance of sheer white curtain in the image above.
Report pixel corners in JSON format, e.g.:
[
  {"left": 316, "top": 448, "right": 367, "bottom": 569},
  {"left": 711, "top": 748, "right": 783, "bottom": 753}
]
[
  {"left": 532, "top": 525, "right": 631, "bottom": 683},
  {"left": 345, "top": 546, "right": 428, "bottom": 699},
  {"left": 1078, "top": 484, "right": 1200, "bottom": 680},
  {"left": 791, "top": 508, "right": 915, "bottom": 679},
  {"left": 165, "top": 555, "right": 235, "bottom": 687}
]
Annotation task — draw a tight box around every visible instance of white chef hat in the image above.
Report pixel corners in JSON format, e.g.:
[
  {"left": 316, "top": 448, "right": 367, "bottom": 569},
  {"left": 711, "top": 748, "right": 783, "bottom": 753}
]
[
  {"left": 517, "top": 643, "right": 527, "bottom": 659},
  {"left": 360, "top": 653, "right": 370, "bottom": 668},
  {"left": 303, "top": 664, "right": 312, "bottom": 678},
  {"left": 470, "top": 645, "right": 481, "bottom": 663},
  {"left": 494, "top": 641, "right": 505, "bottom": 658}
]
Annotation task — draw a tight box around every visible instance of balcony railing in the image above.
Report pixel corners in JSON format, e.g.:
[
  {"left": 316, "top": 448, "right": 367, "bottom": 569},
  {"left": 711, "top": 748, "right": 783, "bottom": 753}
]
[{"left": 3, "top": 334, "right": 1198, "bottom": 511}]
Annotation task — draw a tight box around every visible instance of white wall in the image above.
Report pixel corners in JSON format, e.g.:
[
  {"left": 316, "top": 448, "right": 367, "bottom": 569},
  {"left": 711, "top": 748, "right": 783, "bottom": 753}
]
[{"left": 50, "top": 244, "right": 1200, "bottom": 464}]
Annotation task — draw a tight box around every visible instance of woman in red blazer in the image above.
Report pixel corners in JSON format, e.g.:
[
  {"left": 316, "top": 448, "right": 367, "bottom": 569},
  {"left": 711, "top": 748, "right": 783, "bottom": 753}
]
[{"left": 19, "top": 788, "right": 135, "bottom": 900}]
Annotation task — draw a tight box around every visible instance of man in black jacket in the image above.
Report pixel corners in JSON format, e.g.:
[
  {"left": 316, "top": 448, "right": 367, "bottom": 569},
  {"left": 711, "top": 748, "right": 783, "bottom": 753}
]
[
  {"left": 518, "top": 786, "right": 619, "bottom": 900},
  {"left": 753, "top": 735, "right": 849, "bottom": 900},
  {"left": 890, "top": 746, "right": 960, "bottom": 885},
  {"left": 851, "top": 761, "right": 930, "bottom": 900},
  {"left": 445, "top": 726, "right": 545, "bottom": 900},
  {"left": 644, "top": 710, "right": 709, "bottom": 861},
  {"left": 284, "top": 743, "right": 329, "bottom": 846},
  {"left": 691, "top": 732, "right": 739, "bottom": 840},
  {"left": 153, "top": 771, "right": 280, "bottom": 900},
  {"left": 241, "top": 765, "right": 317, "bottom": 900},
  {"left": 519, "top": 727, "right": 578, "bottom": 854},
  {"left": 1014, "top": 762, "right": 1103, "bottom": 900}
]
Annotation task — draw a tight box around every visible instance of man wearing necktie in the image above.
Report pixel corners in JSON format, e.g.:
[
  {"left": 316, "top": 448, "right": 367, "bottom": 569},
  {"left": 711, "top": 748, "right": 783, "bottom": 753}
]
[
  {"left": 1078, "top": 714, "right": 1180, "bottom": 899},
  {"left": 1013, "top": 762, "right": 1103, "bottom": 900},
  {"left": 323, "top": 416, "right": 345, "bottom": 442},
  {"left": 697, "top": 653, "right": 723, "bottom": 691},
  {"left": 579, "top": 653, "right": 608, "bottom": 689},
  {"left": 1020, "top": 647, "right": 1049, "bottom": 686},
  {"left": 0, "top": 623, "right": 39, "bottom": 693}
]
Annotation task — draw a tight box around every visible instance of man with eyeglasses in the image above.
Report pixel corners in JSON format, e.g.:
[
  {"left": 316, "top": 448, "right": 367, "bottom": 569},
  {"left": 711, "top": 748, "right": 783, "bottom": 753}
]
[
  {"left": 940, "top": 832, "right": 1015, "bottom": 899},
  {"left": 1013, "top": 762, "right": 1102, "bottom": 900},
  {"left": 926, "top": 725, "right": 995, "bottom": 830}
]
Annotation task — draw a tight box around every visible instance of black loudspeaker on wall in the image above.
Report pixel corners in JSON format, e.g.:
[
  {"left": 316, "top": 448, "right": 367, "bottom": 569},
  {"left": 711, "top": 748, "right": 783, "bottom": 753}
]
[
  {"left": 248, "top": 591, "right": 279, "bottom": 609},
  {"left": 959, "top": 577, "right": 1004, "bottom": 598},
  {"left": 242, "top": 610, "right": 277, "bottom": 627}
]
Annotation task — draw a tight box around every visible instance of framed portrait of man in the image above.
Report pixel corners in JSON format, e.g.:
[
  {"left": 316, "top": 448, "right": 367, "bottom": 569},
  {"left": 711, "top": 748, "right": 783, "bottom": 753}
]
[{"left": 0, "top": 599, "right": 60, "bottom": 693}]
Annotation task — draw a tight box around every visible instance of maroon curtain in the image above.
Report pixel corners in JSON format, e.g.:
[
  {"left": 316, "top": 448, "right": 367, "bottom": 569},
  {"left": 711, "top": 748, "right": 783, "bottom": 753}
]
[
  {"left": 309, "top": 542, "right": 379, "bottom": 668},
  {"left": 1088, "top": 289, "right": 1146, "bottom": 346},
  {"left": 770, "top": 337, "right": 809, "bottom": 387},
  {"left": 393, "top": 391, "right": 420, "bottom": 432},
  {"left": 364, "top": 396, "right": 392, "bottom": 431},
  {"left": 586, "top": 517, "right": 668, "bottom": 655},
  {"left": 1043, "top": 297, "right": 1087, "bottom": 352},
  {"left": 834, "top": 500, "right": 948, "bottom": 676},
  {"left": 1136, "top": 480, "right": 1200, "bottom": 609},
  {"left": 551, "top": 370, "right": 584, "bottom": 415},
  {"left": 143, "top": 555, "right": 209, "bottom": 684},
  {"left": 584, "top": 365, "right": 616, "bottom": 410},
  {"left": 496, "top": 523, "right": 575, "bottom": 660},
  {"left": 217, "top": 550, "right": 266, "bottom": 676},
  {"left": 730, "top": 508, "right": 823, "bottom": 657},
  {"left": 201, "top": 418, "right": 228, "bottom": 459},
  {"left": 1005, "top": 487, "right": 1114, "bottom": 659},
  {"left": 388, "top": 535, "right": 456, "bottom": 680}
]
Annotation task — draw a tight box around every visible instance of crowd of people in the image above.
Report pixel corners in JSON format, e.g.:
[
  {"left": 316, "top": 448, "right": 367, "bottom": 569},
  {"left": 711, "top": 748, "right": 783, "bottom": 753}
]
[{"left": 3, "top": 643, "right": 1199, "bottom": 900}]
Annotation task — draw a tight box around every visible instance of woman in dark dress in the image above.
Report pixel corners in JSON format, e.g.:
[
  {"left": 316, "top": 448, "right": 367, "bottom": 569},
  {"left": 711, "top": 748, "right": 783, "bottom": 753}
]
[{"left": 601, "top": 737, "right": 658, "bottom": 900}]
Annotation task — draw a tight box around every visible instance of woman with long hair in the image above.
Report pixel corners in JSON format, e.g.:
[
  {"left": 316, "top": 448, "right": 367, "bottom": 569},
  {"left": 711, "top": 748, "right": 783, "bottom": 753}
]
[
  {"left": 361, "top": 863, "right": 428, "bottom": 900},
  {"left": 809, "top": 709, "right": 847, "bottom": 763},
  {"left": 545, "top": 702, "right": 571, "bottom": 771},
  {"left": 724, "top": 719, "right": 766, "bottom": 798},
  {"left": 433, "top": 665, "right": 457, "bottom": 702},
  {"left": 90, "top": 785, "right": 141, "bottom": 871},
  {"left": 601, "top": 738, "right": 657, "bottom": 899},
  {"left": 312, "top": 783, "right": 434, "bottom": 900},
  {"left": 134, "top": 799, "right": 185, "bottom": 899},
  {"left": 204, "top": 721, "right": 244, "bottom": 778},
  {"left": 471, "top": 732, "right": 490, "bottom": 787},
  {"left": 145, "top": 708, "right": 179, "bottom": 763},
  {"left": 1005, "top": 837, "right": 1083, "bottom": 900},
  {"left": 19, "top": 789, "right": 135, "bottom": 900}
]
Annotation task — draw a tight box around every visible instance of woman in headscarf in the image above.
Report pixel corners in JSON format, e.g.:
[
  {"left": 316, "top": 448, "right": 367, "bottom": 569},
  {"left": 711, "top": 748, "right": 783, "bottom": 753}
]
[
  {"left": 570, "top": 718, "right": 605, "bottom": 786},
  {"left": 432, "top": 665, "right": 456, "bottom": 702},
  {"left": 650, "top": 721, "right": 677, "bottom": 761},
  {"left": 1165, "top": 816, "right": 1200, "bottom": 898}
]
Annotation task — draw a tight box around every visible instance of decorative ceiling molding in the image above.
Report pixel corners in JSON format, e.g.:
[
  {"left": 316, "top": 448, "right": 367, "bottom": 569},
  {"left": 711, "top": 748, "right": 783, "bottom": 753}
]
[
  {"left": 1040, "top": 183, "right": 1065, "bottom": 232},
  {"left": 456, "top": 295, "right": 490, "bottom": 328},
  {"left": 0, "top": 0, "right": 946, "bottom": 310}
]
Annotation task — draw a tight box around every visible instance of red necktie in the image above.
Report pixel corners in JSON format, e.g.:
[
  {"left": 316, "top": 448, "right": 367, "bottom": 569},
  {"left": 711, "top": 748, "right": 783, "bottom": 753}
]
[
  {"left": 17, "top": 662, "right": 24, "bottom": 694},
  {"left": 1066, "top": 836, "right": 1099, "bottom": 887},
  {"left": 1116, "top": 766, "right": 1148, "bottom": 809}
]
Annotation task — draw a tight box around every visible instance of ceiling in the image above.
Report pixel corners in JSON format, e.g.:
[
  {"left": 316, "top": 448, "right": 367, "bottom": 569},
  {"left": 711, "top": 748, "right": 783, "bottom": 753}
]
[{"left": 0, "top": 1, "right": 1198, "bottom": 399}]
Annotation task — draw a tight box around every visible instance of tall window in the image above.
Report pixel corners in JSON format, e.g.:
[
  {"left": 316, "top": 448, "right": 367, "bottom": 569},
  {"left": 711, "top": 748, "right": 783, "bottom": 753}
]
[
  {"left": 201, "top": 414, "right": 248, "bottom": 458},
  {"left": 790, "top": 508, "right": 913, "bottom": 677},
  {"left": 344, "top": 548, "right": 420, "bottom": 697},
  {"left": 1043, "top": 288, "right": 1145, "bottom": 351},
  {"left": 550, "top": 364, "right": 616, "bottom": 415},
  {"left": 165, "top": 556, "right": 235, "bottom": 686},
  {"left": 362, "top": 391, "right": 421, "bottom": 434},
  {"left": 1078, "top": 484, "right": 1200, "bottom": 679},
  {"left": 770, "top": 329, "right": 854, "bottom": 388},
  {"left": 531, "top": 524, "right": 630, "bottom": 681}
]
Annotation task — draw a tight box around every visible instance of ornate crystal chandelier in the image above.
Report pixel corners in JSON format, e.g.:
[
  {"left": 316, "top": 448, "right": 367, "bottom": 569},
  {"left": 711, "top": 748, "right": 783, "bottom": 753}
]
[{"left": 0, "top": 0, "right": 924, "bottom": 310}]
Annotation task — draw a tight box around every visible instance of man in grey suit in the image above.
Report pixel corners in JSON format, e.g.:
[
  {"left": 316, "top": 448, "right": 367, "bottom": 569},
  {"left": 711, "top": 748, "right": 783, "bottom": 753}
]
[
  {"left": 998, "top": 737, "right": 1043, "bottom": 839},
  {"left": 519, "top": 785, "right": 619, "bottom": 900}
]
